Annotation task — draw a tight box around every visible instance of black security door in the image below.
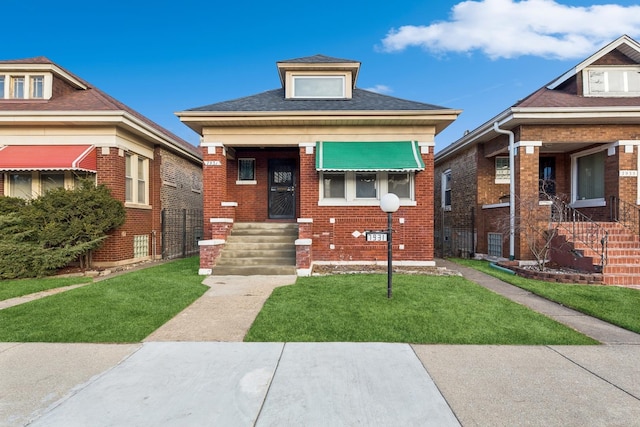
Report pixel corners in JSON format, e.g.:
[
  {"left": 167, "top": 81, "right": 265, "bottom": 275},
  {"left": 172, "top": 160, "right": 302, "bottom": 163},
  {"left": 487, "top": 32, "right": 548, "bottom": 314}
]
[{"left": 268, "top": 159, "right": 296, "bottom": 219}]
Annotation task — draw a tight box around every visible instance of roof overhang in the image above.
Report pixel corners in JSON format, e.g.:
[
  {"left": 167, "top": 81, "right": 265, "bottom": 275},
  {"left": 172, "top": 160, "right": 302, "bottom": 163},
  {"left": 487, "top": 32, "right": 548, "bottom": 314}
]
[
  {"left": 0, "top": 111, "right": 201, "bottom": 163},
  {"left": 176, "top": 109, "right": 462, "bottom": 136},
  {"left": 0, "top": 62, "right": 87, "bottom": 90},
  {"left": 435, "top": 106, "right": 640, "bottom": 163}
]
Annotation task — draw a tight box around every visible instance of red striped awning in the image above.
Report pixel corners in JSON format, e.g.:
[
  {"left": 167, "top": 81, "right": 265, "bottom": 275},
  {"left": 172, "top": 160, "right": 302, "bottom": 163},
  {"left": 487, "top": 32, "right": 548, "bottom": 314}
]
[{"left": 0, "top": 145, "right": 97, "bottom": 172}]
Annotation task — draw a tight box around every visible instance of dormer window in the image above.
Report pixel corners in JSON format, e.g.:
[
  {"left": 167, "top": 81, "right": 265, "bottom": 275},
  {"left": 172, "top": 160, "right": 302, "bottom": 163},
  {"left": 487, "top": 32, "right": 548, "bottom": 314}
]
[
  {"left": 584, "top": 67, "right": 640, "bottom": 97},
  {"left": 292, "top": 75, "right": 345, "bottom": 98},
  {"left": 0, "top": 72, "right": 55, "bottom": 100}
]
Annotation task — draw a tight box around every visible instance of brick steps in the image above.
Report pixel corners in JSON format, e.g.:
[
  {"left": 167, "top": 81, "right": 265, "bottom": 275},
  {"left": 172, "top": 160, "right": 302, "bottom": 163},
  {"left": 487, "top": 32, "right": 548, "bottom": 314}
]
[
  {"left": 558, "top": 221, "right": 640, "bottom": 286},
  {"left": 213, "top": 222, "right": 298, "bottom": 276}
]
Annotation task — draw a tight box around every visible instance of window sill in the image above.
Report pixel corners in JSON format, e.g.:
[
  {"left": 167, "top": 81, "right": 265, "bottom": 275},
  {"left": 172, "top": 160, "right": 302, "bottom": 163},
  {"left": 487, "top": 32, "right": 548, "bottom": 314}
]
[
  {"left": 125, "top": 202, "right": 152, "bottom": 210},
  {"left": 482, "top": 202, "right": 509, "bottom": 209},
  {"left": 319, "top": 199, "right": 417, "bottom": 207},
  {"left": 570, "top": 198, "right": 606, "bottom": 208},
  {"left": 236, "top": 180, "right": 257, "bottom": 185}
]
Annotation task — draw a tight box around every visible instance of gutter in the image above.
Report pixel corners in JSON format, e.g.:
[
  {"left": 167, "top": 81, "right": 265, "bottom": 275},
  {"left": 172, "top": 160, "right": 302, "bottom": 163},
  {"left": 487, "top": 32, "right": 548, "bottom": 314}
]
[{"left": 493, "top": 122, "right": 515, "bottom": 260}]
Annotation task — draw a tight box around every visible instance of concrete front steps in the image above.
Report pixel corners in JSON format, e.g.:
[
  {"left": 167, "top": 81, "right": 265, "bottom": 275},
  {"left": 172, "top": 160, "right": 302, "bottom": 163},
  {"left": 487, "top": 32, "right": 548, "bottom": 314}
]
[
  {"left": 562, "top": 221, "right": 640, "bottom": 286},
  {"left": 212, "top": 222, "right": 298, "bottom": 275}
]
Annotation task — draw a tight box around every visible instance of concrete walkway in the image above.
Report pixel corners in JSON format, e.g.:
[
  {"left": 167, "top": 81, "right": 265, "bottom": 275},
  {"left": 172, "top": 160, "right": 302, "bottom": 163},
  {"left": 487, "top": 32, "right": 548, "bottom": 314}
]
[{"left": 2, "top": 262, "right": 640, "bottom": 426}]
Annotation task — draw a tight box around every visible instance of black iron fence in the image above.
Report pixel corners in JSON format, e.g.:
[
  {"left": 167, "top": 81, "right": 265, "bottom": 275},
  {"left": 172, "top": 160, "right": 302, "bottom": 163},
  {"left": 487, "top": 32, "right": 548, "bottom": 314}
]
[
  {"left": 434, "top": 206, "right": 475, "bottom": 258},
  {"left": 161, "top": 209, "right": 203, "bottom": 259}
]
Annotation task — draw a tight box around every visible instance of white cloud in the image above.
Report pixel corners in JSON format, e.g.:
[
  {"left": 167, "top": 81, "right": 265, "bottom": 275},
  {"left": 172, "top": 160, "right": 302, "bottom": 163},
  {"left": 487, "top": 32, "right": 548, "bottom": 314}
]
[
  {"left": 363, "top": 84, "right": 393, "bottom": 94},
  {"left": 380, "top": 0, "right": 640, "bottom": 59}
]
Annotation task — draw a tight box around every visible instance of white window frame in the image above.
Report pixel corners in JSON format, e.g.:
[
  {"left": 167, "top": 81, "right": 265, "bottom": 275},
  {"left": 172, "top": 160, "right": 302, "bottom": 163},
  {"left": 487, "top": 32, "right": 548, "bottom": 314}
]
[
  {"left": 584, "top": 67, "right": 640, "bottom": 97},
  {"left": 4, "top": 171, "right": 95, "bottom": 199},
  {"left": 0, "top": 76, "right": 4, "bottom": 99},
  {"left": 125, "top": 152, "right": 150, "bottom": 207},
  {"left": 11, "top": 75, "right": 25, "bottom": 99},
  {"left": 31, "top": 75, "right": 44, "bottom": 98},
  {"left": 236, "top": 158, "right": 256, "bottom": 185},
  {"left": 441, "top": 169, "right": 452, "bottom": 211},
  {"left": 495, "top": 156, "right": 510, "bottom": 184},
  {"left": 570, "top": 146, "right": 607, "bottom": 208},
  {"left": 318, "top": 171, "right": 416, "bottom": 206},
  {"left": 292, "top": 75, "right": 346, "bottom": 99}
]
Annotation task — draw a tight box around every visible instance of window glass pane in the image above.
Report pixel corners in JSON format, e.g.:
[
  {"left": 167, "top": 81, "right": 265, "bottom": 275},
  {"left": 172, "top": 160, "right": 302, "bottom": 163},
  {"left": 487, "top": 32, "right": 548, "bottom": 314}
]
[
  {"left": 577, "top": 151, "right": 605, "bottom": 200},
  {"left": 137, "top": 158, "right": 146, "bottom": 204},
  {"left": 294, "top": 76, "right": 344, "bottom": 98},
  {"left": 41, "top": 173, "right": 65, "bottom": 193},
  {"left": 323, "top": 173, "right": 345, "bottom": 198},
  {"left": 238, "top": 159, "right": 255, "bottom": 180},
  {"left": 388, "top": 173, "right": 410, "bottom": 198},
  {"left": 31, "top": 76, "right": 44, "bottom": 98},
  {"left": 125, "top": 154, "right": 132, "bottom": 201},
  {"left": 356, "top": 173, "right": 377, "bottom": 198},
  {"left": 495, "top": 157, "right": 510, "bottom": 181},
  {"left": 12, "top": 76, "right": 24, "bottom": 98},
  {"left": 9, "top": 173, "right": 32, "bottom": 199}
]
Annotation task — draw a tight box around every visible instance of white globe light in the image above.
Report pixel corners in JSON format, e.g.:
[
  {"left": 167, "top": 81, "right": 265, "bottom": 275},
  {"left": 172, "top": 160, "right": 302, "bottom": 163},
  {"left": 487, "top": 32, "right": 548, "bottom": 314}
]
[{"left": 380, "top": 193, "right": 400, "bottom": 213}]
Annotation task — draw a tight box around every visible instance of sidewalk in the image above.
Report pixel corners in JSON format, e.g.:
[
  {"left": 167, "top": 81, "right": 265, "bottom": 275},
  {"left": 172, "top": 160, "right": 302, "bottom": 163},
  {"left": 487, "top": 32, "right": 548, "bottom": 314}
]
[{"left": 2, "top": 261, "right": 640, "bottom": 426}]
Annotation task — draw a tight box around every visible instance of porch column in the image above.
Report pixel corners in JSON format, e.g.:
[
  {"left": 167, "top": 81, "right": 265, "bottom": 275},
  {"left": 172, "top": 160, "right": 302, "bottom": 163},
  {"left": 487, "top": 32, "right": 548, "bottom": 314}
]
[
  {"left": 199, "top": 142, "right": 234, "bottom": 274},
  {"left": 611, "top": 141, "right": 640, "bottom": 204},
  {"left": 418, "top": 142, "right": 436, "bottom": 262},
  {"left": 297, "top": 143, "right": 317, "bottom": 274},
  {"left": 514, "top": 141, "right": 541, "bottom": 260}
]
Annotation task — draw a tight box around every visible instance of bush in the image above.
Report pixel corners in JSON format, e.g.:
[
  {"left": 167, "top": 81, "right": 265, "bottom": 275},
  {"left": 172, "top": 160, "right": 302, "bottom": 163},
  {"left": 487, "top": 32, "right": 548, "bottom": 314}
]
[{"left": 0, "top": 180, "right": 125, "bottom": 278}]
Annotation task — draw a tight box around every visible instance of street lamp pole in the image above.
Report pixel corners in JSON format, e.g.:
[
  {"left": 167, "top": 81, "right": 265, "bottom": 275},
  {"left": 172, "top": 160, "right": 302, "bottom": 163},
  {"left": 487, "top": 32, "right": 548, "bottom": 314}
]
[{"left": 380, "top": 193, "right": 400, "bottom": 299}]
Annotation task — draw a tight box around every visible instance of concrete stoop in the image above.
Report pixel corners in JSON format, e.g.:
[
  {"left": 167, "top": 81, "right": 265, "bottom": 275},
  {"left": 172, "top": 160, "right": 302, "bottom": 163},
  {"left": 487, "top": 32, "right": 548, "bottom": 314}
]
[{"left": 212, "top": 222, "right": 298, "bottom": 275}]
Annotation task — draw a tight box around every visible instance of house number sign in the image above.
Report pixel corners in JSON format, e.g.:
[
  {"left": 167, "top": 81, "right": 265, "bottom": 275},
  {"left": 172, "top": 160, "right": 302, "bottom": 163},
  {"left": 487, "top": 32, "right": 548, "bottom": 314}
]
[
  {"left": 204, "top": 160, "right": 222, "bottom": 166},
  {"left": 619, "top": 170, "right": 638, "bottom": 177},
  {"left": 365, "top": 231, "right": 388, "bottom": 242}
]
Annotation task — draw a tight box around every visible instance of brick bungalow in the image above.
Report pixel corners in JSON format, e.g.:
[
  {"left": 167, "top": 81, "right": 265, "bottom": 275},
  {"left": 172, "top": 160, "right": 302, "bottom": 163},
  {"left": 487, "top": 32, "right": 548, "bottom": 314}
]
[
  {"left": 0, "top": 57, "right": 203, "bottom": 267},
  {"left": 434, "top": 35, "right": 640, "bottom": 286},
  {"left": 177, "top": 54, "right": 460, "bottom": 275}
]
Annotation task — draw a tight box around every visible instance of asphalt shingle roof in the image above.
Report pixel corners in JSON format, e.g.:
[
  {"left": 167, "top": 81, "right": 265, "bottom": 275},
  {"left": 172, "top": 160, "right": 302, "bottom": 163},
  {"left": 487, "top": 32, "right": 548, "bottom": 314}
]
[{"left": 188, "top": 88, "right": 448, "bottom": 112}]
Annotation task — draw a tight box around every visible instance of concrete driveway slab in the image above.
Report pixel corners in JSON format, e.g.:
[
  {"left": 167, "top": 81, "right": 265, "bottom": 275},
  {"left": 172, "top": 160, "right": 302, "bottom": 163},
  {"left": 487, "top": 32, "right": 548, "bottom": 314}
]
[
  {"left": 0, "top": 343, "right": 140, "bottom": 427},
  {"left": 256, "top": 342, "right": 460, "bottom": 427},
  {"left": 29, "top": 342, "right": 283, "bottom": 427},
  {"left": 413, "top": 345, "right": 640, "bottom": 427}
]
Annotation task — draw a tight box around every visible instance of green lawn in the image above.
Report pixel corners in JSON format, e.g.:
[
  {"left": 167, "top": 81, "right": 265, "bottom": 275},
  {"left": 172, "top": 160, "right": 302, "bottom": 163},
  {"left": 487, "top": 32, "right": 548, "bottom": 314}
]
[
  {"left": 0, "top": 257, "right": 208, "bottom": 343},
  {"left": 451, "top": 258, "right": 640, "bottom": 334},
  {"left": 245, "top": 274, "right": 597, "bottom": 344},
  {"left": 0, "top": 276, "right": 93, "bottom": 302}
]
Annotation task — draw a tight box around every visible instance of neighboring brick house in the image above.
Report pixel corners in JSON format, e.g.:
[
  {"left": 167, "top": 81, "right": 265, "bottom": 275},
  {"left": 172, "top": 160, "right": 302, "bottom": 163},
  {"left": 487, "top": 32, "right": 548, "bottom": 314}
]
[
  {"left": 177, "top": 54, "right": 460, "bottom": 275},
  {"left": 0, "top": 57, "right": 202, "bottom": 267},
  {"left": 434, "top": 35, "right": 640, "bottom": 286}
]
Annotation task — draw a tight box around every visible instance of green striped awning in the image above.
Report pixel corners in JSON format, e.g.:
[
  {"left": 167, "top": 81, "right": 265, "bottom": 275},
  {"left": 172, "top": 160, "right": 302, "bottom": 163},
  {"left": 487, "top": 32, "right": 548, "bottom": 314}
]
[{"left": 316, "top": 141, "right": 425, "bottom": 171}]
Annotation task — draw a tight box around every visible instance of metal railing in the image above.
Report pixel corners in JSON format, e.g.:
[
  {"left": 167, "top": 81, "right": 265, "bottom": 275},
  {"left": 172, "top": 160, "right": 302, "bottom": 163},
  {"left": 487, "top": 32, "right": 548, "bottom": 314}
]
[
  {"left": 552, "top": 200, "right": 608, "bottom": 270},
  {"left": 610, "top": 195, "right": 640, "bottom": 237}
]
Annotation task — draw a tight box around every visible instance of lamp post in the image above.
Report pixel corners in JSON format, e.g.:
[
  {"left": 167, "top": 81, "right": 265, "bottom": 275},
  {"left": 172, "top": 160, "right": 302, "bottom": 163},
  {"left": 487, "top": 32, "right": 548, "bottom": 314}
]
[{"left": 380, "top": 193, "right": 400, "bottom": 299}]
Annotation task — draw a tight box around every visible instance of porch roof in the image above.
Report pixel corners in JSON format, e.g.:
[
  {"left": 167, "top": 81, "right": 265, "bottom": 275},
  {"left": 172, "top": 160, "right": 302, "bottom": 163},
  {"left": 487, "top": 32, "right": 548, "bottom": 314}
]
[
  {"left": 0, "top": 145, "right": 97, "bottom": 172},
  {"left": 316, "top": 141, "right": 425, "bottom": 171}
]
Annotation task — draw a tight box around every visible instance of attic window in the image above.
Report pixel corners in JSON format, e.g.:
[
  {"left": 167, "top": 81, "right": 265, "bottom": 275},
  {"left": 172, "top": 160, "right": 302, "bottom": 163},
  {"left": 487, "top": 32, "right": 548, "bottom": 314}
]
[
  {"left": 292, "top": 75, "right": 345, "bottom": 98},
  {"left": 585, "top": 67, "right": 640, "bottom": 97}
]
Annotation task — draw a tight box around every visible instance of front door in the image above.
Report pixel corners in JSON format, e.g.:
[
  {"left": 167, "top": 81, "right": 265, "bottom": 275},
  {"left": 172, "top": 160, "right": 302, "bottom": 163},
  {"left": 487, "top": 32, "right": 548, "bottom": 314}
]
[{"left": 268, "top": 159, "right": 296, "bottom": 219}]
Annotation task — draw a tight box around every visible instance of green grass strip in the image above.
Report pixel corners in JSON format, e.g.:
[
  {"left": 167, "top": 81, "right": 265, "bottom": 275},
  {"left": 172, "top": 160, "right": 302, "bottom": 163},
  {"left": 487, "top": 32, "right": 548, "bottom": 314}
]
[
  {"left": 0, "top": 257, "right": 208, "bottom": 343},
  {"left": 451, "top": 258, "right": 640, "bottom": 334},
  {"left": 245, "top": 274, "right": 597, "bottom": 345},
  {"left": 0, "top": 276, "right": 93, "bottom": 302}
]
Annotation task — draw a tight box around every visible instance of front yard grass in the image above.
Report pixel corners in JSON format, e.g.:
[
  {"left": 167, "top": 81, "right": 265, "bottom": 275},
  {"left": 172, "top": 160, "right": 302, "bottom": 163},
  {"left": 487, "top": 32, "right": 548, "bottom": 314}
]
[
  {"left": 451, "top": 258, "right": 640, "bottom": 334},
  {"left": 0, "top": 276, "right": 93, "bottom": 302},
  {"left": 245, "top": 274, "right": 597, "bottom": 344},
  {"left": 0, "top": 257, "right": 208, "bottom": 343}
]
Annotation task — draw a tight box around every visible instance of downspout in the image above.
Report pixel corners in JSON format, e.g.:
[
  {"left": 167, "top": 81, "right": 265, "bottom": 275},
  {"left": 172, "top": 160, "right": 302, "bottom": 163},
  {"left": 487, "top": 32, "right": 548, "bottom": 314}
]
[{"left": 493, "top": 122, "right": 515, "bottom": 260}]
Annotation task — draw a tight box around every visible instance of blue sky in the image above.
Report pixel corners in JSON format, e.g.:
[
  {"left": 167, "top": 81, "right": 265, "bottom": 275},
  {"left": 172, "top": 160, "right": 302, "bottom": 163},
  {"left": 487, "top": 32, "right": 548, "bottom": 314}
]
[{"left": 4, "top": 0, "right": 640, "bottom": 152}]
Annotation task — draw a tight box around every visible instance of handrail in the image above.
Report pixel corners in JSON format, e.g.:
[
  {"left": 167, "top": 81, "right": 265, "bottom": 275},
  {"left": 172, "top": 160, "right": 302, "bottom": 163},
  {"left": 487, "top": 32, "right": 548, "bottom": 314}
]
[
  {"left": 551, "top": 199, "right": 608, "bottom": 271},
  {"left": 610, "top": 195, "right": 640, "bottom": 237}
]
